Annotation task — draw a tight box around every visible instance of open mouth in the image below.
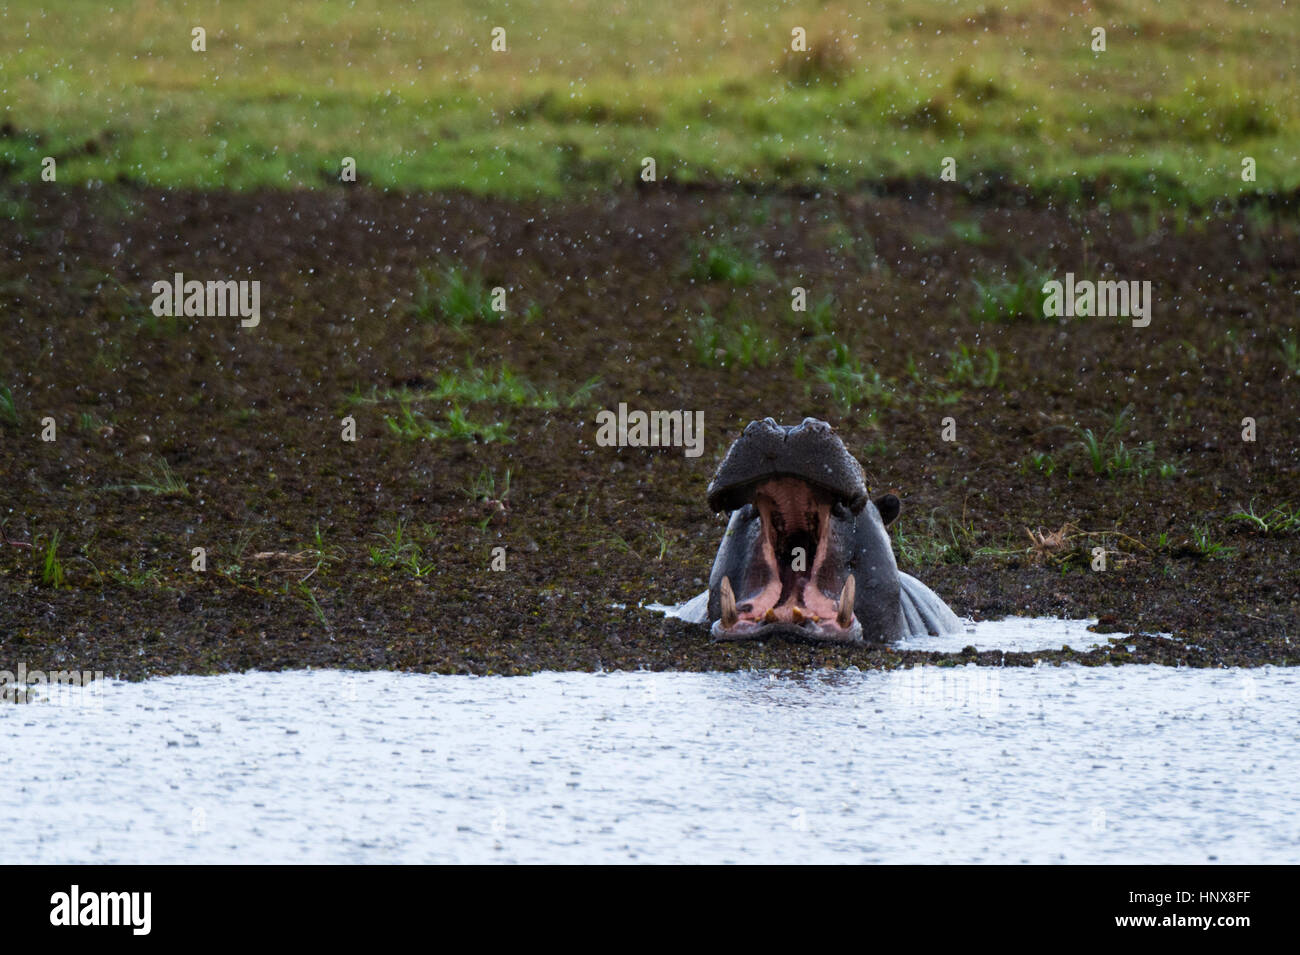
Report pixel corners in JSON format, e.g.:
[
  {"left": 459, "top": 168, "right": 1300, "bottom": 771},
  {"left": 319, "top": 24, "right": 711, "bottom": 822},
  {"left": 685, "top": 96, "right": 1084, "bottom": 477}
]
[{"left": 712, "top": 476, "right": 861, "bottom": 643}]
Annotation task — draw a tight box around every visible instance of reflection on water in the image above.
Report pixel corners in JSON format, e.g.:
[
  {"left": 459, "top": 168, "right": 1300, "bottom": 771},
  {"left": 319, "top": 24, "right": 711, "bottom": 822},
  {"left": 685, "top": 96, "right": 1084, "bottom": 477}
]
[{"left": 1, "top": 665, "right": 1294, "bottom": 863}]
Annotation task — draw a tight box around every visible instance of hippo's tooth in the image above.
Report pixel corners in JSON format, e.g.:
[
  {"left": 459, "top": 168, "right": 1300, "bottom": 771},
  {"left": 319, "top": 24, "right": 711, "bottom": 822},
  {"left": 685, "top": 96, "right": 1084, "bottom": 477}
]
[
  {"left": 791, "top": 606, "right": 805, "bottom": 624},
  {"left": 720, "top": 576, "right": 738, "bottom": 628},
  {"left": 836, "top": 575, "right": 856, "bottom": 629}
]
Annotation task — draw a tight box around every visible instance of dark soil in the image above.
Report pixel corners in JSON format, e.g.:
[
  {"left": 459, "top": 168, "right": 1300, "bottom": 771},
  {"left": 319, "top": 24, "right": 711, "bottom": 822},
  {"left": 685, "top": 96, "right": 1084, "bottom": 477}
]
[{"left": 1, "top": 184, "right": 1296, "bottom": 678}]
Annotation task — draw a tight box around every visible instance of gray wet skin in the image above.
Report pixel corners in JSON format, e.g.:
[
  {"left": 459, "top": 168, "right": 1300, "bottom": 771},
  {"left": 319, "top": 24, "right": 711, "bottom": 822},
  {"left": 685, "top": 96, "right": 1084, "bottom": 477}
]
[{"left": 704, "top": 417, "right": 962, "bottom": 644}]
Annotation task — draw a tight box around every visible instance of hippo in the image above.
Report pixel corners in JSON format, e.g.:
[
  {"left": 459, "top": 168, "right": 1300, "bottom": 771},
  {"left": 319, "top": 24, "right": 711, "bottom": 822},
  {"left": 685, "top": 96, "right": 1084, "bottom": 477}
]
[{"left": 683, "top": 417, "right": 962, "bottom": 644}]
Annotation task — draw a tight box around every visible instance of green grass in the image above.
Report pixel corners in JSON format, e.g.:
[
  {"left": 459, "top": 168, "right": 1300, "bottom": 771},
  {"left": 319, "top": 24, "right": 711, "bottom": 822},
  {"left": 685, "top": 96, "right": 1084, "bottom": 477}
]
[
  {"left": 824, "top": 218, "right": 885, "bottom": 271},
  {"left": 1070, "top": 407, "right": 1162, "bottom": 480},
  {"left": 384, "top": 401, "right": 511, "bottom": 443},
  {"left": 106, "top": 564, "right": 165, "bottom": 590},
  {"left": 297, "top": 583, "right": 331, "bottom": 630},
  {"left": 973, "top": 270, "right": 1051, "bottom": 323},
  {"left": 412, "top": 264, "right": 500, "bottom": 326},
  {"left": 368, "top": 520, "right": 436, "bottom": 577},
  {"left": 463, "top": 467, "right": 511, "bottom": 504},
  {"left": 301, "top": 523, "right": 344, "bottom": 578},
  {"left": 106, "top": 457, "right": 190, "bottom": 496},
  {"left": 1279, "top": 337, "right": 1300, "bottom": 376},
  {"left": 0, "top": 384, "right": 18, "bottom": 427},
  {"left": 1190, "top": 525, "right": 1234, "bottom": 560},
  {"left": 691, "top": 312, "right": 780, "bottom": 368},
  {"left": 687, "top": 242, "right": 767, "bottom": 286},
  {"left": 649, "top": 525, "right": 671, "bottom": 561},
  {"left": 440, "top": 404, "right": 510, "bottom": 442},
  {"left": 1075, "top": 430, "right": 1140, "bottom": 478},
  {"left": 1075, "top": 426, "right": 1154, "bottom": 478},
  {"left": 1021, "top": 452, "right": 1057, "bottom": 477},
  {"left": 892, "top": 514, "right": 1012, "bottom": 566},
  {"left": 786, "top": 295, "right": 837, "bottom": 337},
  {"left": 949, "top": 220, "right": 990, "bottom": 246},
  {"left": 809, "top": 341, "right": 892, "bottom": 413},
  {"left": 40, "top": 531, "right": 65, "bottom": 588},
  {"left": 1227, "top": 503, "right": 1300, "bottom": 535},
  {"left": 6, "top": 1, "right": 1292, "bottom": 204},
  {"left": 351, "top": 362, "right": 598, "bottom": 410},
  {"left": 359, "top": 360, "right": 598, "bottom": 443},
  {"left": 947, "top": 345, "right": 1001, "bottom": 388}
]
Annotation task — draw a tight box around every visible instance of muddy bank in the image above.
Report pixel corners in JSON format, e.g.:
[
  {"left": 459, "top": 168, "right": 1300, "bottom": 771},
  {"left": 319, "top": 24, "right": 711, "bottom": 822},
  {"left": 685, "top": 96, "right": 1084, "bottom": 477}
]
[{"left": 0, "top": 185, "right": 1296, "bottom": 678}]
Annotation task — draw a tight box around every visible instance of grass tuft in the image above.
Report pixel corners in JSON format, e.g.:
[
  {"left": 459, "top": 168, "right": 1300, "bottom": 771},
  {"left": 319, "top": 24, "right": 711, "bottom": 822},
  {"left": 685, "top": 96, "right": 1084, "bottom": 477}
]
[
  {"left": 687, "top": 242, "right": 766, "bottom": 286},
  {"left": 464, "top": 467, "right": 511, "bottom": 504},
  {"left": 947, "top": 345, "right": 1001, "bottom": 388},
  {"left": 412, "top": 264, "right": 501, "bottom": 326},
  {"left": 368, "top": 520, "right": 436, "bottom": 577},
  {"left": 810, "top": 342, "right": 891, "bottom": 413},
  {"left": 0, "top": 384, "right": 19, "bottom": 427},
  {"left": 1227, "top": 502, "right": 1300, "bottom": 535},
  {"left": 107, "top": 457, "right": 190, "bottom": 497},
  {"left": 1069, "top": 407, "right": 1177, "bottom": 480},
  {"left": 973, "top": 270, "right": 1050, "bottom": 322},
  {"left": 384, "top": 401, "right": 511, "bottom": 444},
  {"left": 692, "top": 312, "right": 780, "bottom": 368},
  {"left": 40, "top": 531, "right": 66, "bottom": 588},
  {"left": 1279, "top": 337, "right": 1300, "bottom": 376}
]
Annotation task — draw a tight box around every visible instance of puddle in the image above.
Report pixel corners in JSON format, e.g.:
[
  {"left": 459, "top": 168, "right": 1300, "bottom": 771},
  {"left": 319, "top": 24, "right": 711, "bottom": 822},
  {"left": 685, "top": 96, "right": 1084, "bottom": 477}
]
[
  {"left": 897, "top": 617, "right": 1124, "bottom": 653},
  {"left": 2, "top": 665, "right": 1295, "bottom": 863}
]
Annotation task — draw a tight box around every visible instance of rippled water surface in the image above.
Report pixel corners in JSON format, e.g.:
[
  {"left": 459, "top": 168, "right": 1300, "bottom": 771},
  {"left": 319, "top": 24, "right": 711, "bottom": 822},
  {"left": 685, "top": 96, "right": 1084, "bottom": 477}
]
[
  {"left": 4, "top": 656, "right": 1296, "bottom": 863},
  {"left": 647, "top": 602, "right": 1154, "bottom": 653}
]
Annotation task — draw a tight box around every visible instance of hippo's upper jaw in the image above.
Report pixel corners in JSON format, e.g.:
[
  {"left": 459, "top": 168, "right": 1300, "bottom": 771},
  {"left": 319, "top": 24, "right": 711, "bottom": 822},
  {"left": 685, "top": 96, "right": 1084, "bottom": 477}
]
[
  {"left": 707, "top": 417, "right": 868, "bottom": 515},
  {"left": 706, "top": 417, "right": 887, "bottom": 644}
]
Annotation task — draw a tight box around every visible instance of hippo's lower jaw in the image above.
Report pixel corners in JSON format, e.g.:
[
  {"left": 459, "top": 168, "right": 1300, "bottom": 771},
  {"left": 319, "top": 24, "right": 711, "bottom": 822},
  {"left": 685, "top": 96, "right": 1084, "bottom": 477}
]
[{"left": 711, "top": 616, "right": 864, "bottom": 645}]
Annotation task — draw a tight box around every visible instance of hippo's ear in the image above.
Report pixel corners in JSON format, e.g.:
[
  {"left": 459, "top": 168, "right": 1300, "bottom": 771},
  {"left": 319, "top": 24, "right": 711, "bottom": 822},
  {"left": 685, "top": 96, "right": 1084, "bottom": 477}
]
[{"left": 874, "top": 493, "right": 901, "bottom": 527}]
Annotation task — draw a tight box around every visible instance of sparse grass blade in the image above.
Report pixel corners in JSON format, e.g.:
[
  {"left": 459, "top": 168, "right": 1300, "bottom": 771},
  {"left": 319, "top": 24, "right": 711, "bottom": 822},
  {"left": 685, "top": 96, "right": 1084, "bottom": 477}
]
[
  {"left": 106, "top": 457, "right": 190, "bottom": 497},
  {"left": 0, "top": 384, "right": 19, "bottom": 427},
  {"left": 40, "top": 531, "right": 65, "bottom": 588}
]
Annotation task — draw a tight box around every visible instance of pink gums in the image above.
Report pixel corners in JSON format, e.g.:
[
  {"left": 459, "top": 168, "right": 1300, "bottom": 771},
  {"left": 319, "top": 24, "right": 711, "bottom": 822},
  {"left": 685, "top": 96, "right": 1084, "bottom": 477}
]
[{"left": 735, "top": 478, "right": 846, "bottom": 626}]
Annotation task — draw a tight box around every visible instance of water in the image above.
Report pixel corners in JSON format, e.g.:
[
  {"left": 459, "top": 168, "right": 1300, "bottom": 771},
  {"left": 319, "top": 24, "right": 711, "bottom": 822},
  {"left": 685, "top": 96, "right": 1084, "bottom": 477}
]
[
  {"left": 895, "top": 615, "right": 1152, "bottom": 653},
  {"left": 3, "top": 659, "right": 1296, "bottom": 864},
  {"left": 648, "top": 598, "right": 1158, "bottom": 653}
]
